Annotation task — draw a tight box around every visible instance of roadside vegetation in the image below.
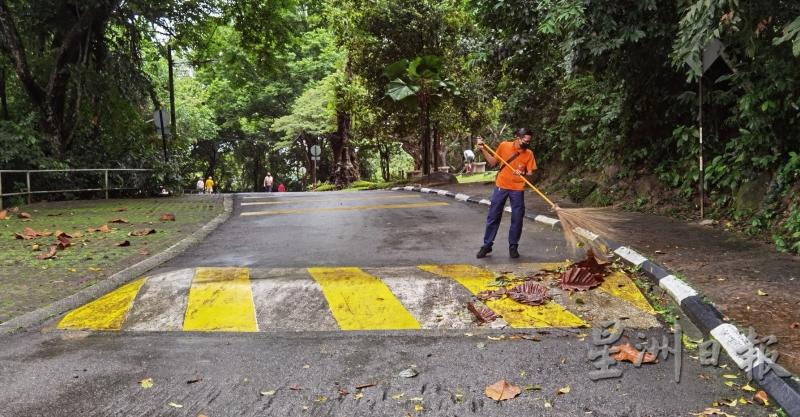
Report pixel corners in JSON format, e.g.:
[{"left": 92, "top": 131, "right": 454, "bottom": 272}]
[{"left": 0, "top": 1, "right": 797, "bottom": 253}]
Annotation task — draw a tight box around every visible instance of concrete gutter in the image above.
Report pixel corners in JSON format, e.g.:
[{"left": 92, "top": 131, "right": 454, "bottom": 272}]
[
  {"left": 0, "top": 194, "right": 234, "bottom": 335},
  {"left": 391, "top": 185, "right": 800, "bottom": 416}
]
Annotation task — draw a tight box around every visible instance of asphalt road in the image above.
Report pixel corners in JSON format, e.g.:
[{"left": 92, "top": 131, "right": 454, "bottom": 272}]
[{"left": 0, "top": 191, "right": 772, "bottom": 416}]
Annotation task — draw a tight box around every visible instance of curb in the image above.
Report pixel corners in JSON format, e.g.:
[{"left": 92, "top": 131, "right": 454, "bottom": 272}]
[
  {"left": 392, "top": 185, "right": 800, "bottom": 416},
  {"left": 0, "top": 194, "right": 234, "bottom": 335}
]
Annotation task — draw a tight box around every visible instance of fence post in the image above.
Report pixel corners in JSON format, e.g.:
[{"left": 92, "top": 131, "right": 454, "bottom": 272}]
[
  {"left": 26, "top": 171, "right": 31, "bottom": 205},
  {"left": 104, "top": 169, "right": 109, "bottom": 200},
  {"left": 0, "top": 171, "right": 3, "bottom": 210}
]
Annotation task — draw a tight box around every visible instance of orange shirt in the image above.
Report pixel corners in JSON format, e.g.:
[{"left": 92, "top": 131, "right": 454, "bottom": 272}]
[{"left": 494, "top": 141, "right": 536, "bottom": 191}]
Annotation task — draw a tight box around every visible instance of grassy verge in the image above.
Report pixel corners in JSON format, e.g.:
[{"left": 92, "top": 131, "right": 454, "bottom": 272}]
[
  {"left": 455, "top": 171, "right": 496, "bottom": 184},
  {"left": 0, "top": 196, "right": 223, "bottom": 323}
]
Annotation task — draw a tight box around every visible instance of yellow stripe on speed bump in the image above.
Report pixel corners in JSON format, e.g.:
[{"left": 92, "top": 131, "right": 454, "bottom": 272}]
[
  {"left": 241, "top": 202, "right": 448, "bottom": 216},
  {"left": 308, "top": 267, "right": 420, "bottom": 330},
  {"left": 58, "top": 278, "right": 146, "bottom": 330},
  {"left": 419, "top": 264, "right": 586, "bottom": 328},
  {"left": 183, "top": 268, "right": 258, "bottom": 332},
  {"left": 598, "top": 271, "right": 657, "bottom": 314}
]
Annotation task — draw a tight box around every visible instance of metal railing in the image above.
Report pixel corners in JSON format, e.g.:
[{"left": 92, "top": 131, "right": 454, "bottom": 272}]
[{"left": 0, "top": 169, "right": 152, "bottom": 209}]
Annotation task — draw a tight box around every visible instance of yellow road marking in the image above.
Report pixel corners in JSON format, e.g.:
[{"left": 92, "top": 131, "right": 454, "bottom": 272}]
[
  {"left": 241, "top": 202, "right": 448, "bottom": 216},
  {"left": 183, "top": 268, "right": 258, "bottom": 332},
  {"left": 419, "top": 264, "right": 586, "bottom": 328},
  {"left": 241, "top": 195, "right": 419, "bottom": 206},
  {"left": 598, "top": 271, "right": 657, "bottom": 314},
  {"left": 308, "top": 267, "right": 420, "bottom": 330},
  {"left": 58, "top": 278, "right": 146, "bottom": 330}
]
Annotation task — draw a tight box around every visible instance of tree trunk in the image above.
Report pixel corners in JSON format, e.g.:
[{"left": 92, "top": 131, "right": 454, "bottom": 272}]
[
  {"left": 0, "top": 67, "right": 8, "bottom": 120},
  {"left": 252, "top": 142, "right": 261, "bottom": 192},
  {"left": 332, "top": 55, "right": 359, "bottom": 188},
  {"left": 422, "top": 102, "right": 431, "bottom": 175},
  {"left": 433, "top": 122, "right": 440, "bottom": 170}
]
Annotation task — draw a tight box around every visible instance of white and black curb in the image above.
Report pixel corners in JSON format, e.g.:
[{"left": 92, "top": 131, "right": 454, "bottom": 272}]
[
  {"left": 0, "top": 194, "right": 234, "bottom": 335},
  {"left": 391, "top": 185, "right": 800, "bottom": 416}
]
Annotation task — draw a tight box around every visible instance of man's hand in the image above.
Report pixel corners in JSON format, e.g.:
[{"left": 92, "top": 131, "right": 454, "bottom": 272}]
[{"left": 476, "top": 136, "right": 485, "bottom": 150}]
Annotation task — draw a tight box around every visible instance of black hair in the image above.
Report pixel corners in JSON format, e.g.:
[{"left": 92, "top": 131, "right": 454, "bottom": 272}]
[{"left": 516, "top": 127, "right": 532, "bottom": 137}]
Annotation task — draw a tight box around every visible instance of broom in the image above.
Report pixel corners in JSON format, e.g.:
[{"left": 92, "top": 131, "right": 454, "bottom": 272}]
[{"left": 479, "top": 142, "right": 618, "bottom": 252}]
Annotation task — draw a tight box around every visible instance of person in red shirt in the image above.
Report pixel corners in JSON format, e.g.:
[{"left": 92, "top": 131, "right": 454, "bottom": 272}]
[
  {"left": 277, "top": 183, "right": 286, "bottom": 192},
  {"left": 475, "top": 128, "right": 537, "bottom": 259}
]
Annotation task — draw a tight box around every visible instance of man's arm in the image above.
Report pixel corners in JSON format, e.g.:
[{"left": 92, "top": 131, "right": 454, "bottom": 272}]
[{"left": 476, "top": 137, "right": 498, "bottom": 167}]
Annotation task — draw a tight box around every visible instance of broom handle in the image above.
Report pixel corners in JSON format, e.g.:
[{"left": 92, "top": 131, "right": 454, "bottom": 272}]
[{"left": 480, "top": 143, "right": 558, "bottom": 209}]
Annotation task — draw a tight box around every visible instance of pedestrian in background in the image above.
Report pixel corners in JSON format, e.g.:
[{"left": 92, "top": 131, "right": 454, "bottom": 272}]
[
  {"left": 263, "top": 172, "right": 274, "bottom": 192},
  {"left": 475, "top": 128, "right": 537, "bottom": 259},
  {"left": 463, "top": 148, "right": 475, "bottom": 174},
  {"left": 277, "top": 183, "right": 286, "bottom": 192},
  {"left": 205, "top": 176, "right": 215, "bottom": 194},
  {"left": 196, "top": 178, "right": 204, "bottom": 194}
]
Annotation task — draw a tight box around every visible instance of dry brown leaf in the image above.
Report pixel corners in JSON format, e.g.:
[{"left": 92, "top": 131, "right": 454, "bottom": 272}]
[
  {"left": 753, "top": 390, "right": 769, "bottom": 406},
  {"left": 0, "top": 210, "right": 8, "bottom": 220},
  {"left": 569, "top": 248, "right": 609, "bottom": 275},
  {"left": 138, "top": 249, "right": 150, "bottom": 256},
  {"left": 288, "top": 384, "right": 303, "bottom": 391},
  {"left": 507, "top": 282, "right": 550, "bottom": 306},
  {"left": 37, "top": 245, "right": 58, "bottom": 260},
  {"left": 71, "top": 231, "right": 83, "bottom": 238},
  {"left": 117, "top": 240, "right": 131, "bottom": 247},
  {"left": 355, "top": 383, "right": 376, "bottom": 389},
  {"left": 485, "top": 380, "right": 521, "bottom": 401},
  {"left": 18, "top": 212, "right": 31, "bottom": 219},
  {"left": 129, "top": 228, "right": 155, "bottom": 237},
  {"left": 56, "top": 234, "right": 71, "bottom": 249},
  {"left": 559, "top": 266, "right": 604, "bottom": 291},
  {"left": 115, "top": 207, "right": 128, "bottom": 212},
  {"left": 690, "top": 407, "right": 736, "bottom": 417},
  {"left": 109, "top": 218, "right": 129, "bottom": 224},
  {"left": 160, "top": 213, "right": 176, "bottom": 221},
  {"left": 7, "top": 206, "right": 19, "bottom": 213},
  {"left": 467, "top": 302, "right": 497, "bottom": 323},
  {"left": 476, "top": 288, "right": 506, "bottom": 301},
  {"left": 612, "top": 343, "right": 657, "bottom": 364}
]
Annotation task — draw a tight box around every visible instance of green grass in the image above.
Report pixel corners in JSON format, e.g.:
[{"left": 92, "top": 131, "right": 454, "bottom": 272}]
[
  {"left": 455, "top": 171, "right": 496, "bottom": 184},
  {"left": 0, "top": 196, "right": 223, "bottom": 323}
]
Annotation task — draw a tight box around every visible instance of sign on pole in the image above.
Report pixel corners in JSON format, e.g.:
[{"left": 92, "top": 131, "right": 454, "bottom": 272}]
[{"left": 310, "top": 145, "right": 321, "bottom": 157}]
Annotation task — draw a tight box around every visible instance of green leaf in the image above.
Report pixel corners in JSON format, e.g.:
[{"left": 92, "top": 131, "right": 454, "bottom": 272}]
[{"left": 385, "top": 79, "right": 419, "bottom": 102}]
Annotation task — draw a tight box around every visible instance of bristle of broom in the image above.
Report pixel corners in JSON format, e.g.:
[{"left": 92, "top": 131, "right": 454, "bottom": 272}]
[{"left": 554, "top": 207, "right": 620, "bottom": 256}]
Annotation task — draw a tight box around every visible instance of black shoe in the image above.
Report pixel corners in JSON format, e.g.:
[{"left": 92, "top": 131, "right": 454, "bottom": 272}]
[
  {"left": 476, "top": 246, "right": 492, "bottom": 258},
  {"left": 509, "top": 246, "right": 520, "bottom": 259}
]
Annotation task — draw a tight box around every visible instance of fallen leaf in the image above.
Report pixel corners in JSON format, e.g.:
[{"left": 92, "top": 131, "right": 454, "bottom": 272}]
[
  {"left": 399, "top": 368, "right": 418, "bottom": 378},
  {"left": 569, "top": 249, "right": 610, "bottom": 274},
  {"left": 139, "top": 378, "right": 154, "bottom": 389},
  {"left": 487, "top": 335, "right": 506, "bottom": 341},
  {"left": 741, "top": 384, "right": 755, "bottom": 392},
  {"left": 31, "top": 243, "right": 40, "bottom": 251},
  {"left": 722, "top": 374, "right": 738, "bottom": 379},
  {"left": 509, "top": 333, "right": 542, "bottom": 341},
  {"left": 71, "top": 231, "right": 83, "bottom": 238},
  {"left": 544, "top": 400, "right": 552, "bottom": 408},
  {"left": 7, "top": 207, "right": 19, "bottom": 213},
  {"left": 88, "top": 267, "right": 102, "bottom": 272},
  {"left": 557, "top": 385, "right": 571, "bottom": 395},
  {"left": 485, "top": 380, "right": 521, "bottom": 401},
  {"left": 116, "top": 240, "right": 131, "bottom": 247},
  {"left": 57, "top": 234, "right": 71, "bottom": 249},
  {"left": 754, "top": 390, "right": 769, "bottom": 406},
  {"left": 507, "top": 281, "right": 550, "bottom": 306},
  {"left": 559, "top": 266, "right": 604, "bottom": 291},
  {"left": 302, "top": 364, "right": 310, "bottom": 369},
  {"left": 115, "top": 207, "right": 128, "bottom": 212},
  {"left": 355, "top": 383, "right": 375, "bottom": 389},
  {"left": 186, "top": 377, "right": 202, "bottom": 384},
  {"left": 18, "top": 212, "right": 31, "bottom": 219},
  {"left": 612, "top": 343, "right": 657, "bottom": 364},
  {"left": 0, "top": 210, "right": 7, "bottom": 220},
  {"left": 354, "top": 392, "right": 364, "bottom": 400},
  {"left": 467, "top": 302, "right": 497, "bottom": 323},
  {"left": 289, "top": 384, "right": 303, "bottom": 390},
  {"left": 129, "top": 228, "right": 156, "bottom": 236},
  {"left": 110, "top": 218, "right": 129, "bottom": 224},
  {"left": 160, "top": 213, "right": 176, "bottom": 221},
  {"left": 338, "top": 388, "right": 349, "bottom": 396},
  {"left": 414, "top": 403, "right": 424, "bottom": 412},
  {"left": 391, "top": 393, "right": 405, "bottom": 400},
  {"left": 37, "top": 245, "right": 58, "bottom": 260},
  {"left": 168, "top": 402, "right": 183, "bottom": 408},
  {"left": 260, "top": 390, "right": 276, "bottom": 396},
  {"left": 139, "top": 249, "right": 150, "bottom": 255},
  {"left": 655, "top": 250, "right": 666, "bottom": 254},
  {"left": 315, "top": 395, "right": 327, "bottom": 403},
  {"left": 524, "top": 384, "right": 542, "bottom": 391},
  {"left": 476, "top": 287, "right": 507, "bottom": 301},
  {"left": 756, "top": 289, "right": 767, "bottom": 296}
]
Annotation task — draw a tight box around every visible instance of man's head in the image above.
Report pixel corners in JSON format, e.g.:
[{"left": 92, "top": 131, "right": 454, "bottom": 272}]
[{"left": 515, "top": 127, "right": 533, "bottom": 149}]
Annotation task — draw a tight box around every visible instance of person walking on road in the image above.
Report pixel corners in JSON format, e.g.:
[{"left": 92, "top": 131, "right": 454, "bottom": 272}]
[
  {"left": 263, "top": 172, "right": 274, "bottom": 192},
  {"left": 196, "top": 178, "right": 204, "bottom": 194},
  {"left": 475, "top": 128, "right": 537, "bottom": 259},
  {"left": 463, "top": 148, "right": 475, "bottom": 174},
  {"left": 277, "top": 183, "right": 286, "bottom": 192},
  {"left": 205, "top": 176, "right": 215, "bottom": 194}
]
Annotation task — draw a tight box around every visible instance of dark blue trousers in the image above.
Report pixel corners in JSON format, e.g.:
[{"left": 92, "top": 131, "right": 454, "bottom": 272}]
[{"left": 482, "top": 187, "right": 525, "bottom": 249}]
